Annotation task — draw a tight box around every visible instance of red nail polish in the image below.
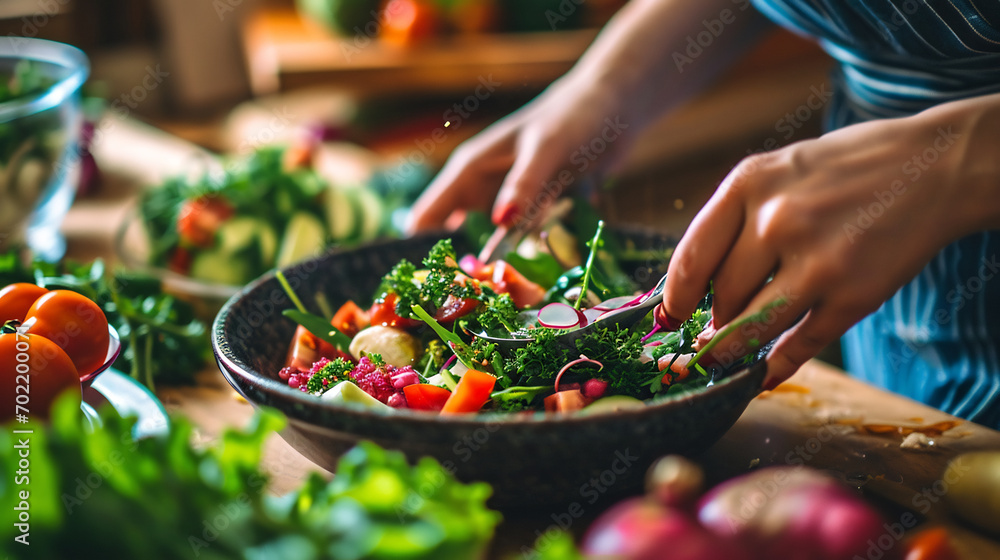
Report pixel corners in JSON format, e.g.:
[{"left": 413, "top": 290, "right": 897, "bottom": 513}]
[
  {"left": 492, "top": 202, "right": 520, "bottom": 227},
  {"left": 762, "top": 376, "right": 780, "bottom": 392},
  {"left": 654, "top": 304, "right": 684, "bottom": 331}
]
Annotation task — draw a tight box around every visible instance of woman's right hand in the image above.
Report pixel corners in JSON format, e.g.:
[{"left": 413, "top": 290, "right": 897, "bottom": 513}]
[{"left": 407, "top": 73, "right": 635, "bottom": 232}]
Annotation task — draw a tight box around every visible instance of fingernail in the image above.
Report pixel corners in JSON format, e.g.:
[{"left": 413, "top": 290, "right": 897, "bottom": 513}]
[
  {"left": 654, "top": 304, "right": 685, "bottom": 331},
  {"left": 492, "top": 201, "right": 519, "bottom": 227},
  {"left": 762, "top": 375, "right": 780, "bottom": 392}
]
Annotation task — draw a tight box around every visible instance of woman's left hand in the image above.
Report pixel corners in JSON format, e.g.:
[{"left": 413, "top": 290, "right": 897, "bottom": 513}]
[{"left": 660, "top": 95, "right": 1000, "bottom": 388}]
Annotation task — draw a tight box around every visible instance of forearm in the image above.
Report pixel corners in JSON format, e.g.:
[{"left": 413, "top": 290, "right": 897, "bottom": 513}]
[
  {"left": 563, "top": 0, "right": 772, "bottom": 127},
  {"left": 913, "top": 92, "right": 1000, "bottom": 236}
]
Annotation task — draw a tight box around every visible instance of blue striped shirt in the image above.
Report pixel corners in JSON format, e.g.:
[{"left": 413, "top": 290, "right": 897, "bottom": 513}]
[{"left": 751, "top": 0, "right": 1000, "bottom": 427}]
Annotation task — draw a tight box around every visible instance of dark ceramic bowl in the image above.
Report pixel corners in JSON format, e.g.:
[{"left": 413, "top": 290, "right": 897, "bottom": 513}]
[{"left": 212, "top": 230, "right": 766, "bottom": 509}]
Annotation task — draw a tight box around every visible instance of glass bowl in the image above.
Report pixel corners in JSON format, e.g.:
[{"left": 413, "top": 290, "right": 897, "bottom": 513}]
[
  {"left": 81, "top": 323, "right": 123, "bottom": 388},
  {"left": 0, "top": 38, "right": 89, "bottom": 261}
]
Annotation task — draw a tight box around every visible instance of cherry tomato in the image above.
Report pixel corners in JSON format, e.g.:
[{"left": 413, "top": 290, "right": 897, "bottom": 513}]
[
  {"left": 1, "top": 332, "right": 81, "bottom": 422},
  {"left": 904, "top": 527, "right": 959, "bottom": 560},
  {"left": 433, "top": 294, "right": 480, "bottom": 323},
  {"left": 381, "top": 0, "right": 441, "bottom": 45},
  {"left": 331, "top": 300, "right": 370, "bottom": 338},
  {"left": 176, "top": 195, "right": 234, "bottom": 248},
  {"left": 0, "top": 283, "right": 49, "bottom": 322},
  {"left": 24, "top": 290, "right": 110, "bottom": 378},
  {"left": 369, "top": 293, "right": 422, "bottom": 330}
]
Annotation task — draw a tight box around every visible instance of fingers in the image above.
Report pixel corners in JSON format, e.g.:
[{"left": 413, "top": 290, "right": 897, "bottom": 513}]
[
  {"left": 662, "top": 163, "right": 752, "bottom": 322},
  {"left": 710, "top": 230, "right": 777, "bottom": 327},
  {"left": 696, "top": 270, "right": 812, "bottom": 372},
  {"left": 491, "top": 131, "right": 568, "bottom": 228},
  {"left": 762, "top": 305, "right": 844, "bottom": 388},
  {"left": 408, "top": 137, "right": 515, "bottom": 233}
]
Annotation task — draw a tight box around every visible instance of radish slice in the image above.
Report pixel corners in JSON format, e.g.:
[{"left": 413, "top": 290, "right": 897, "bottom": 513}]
[
  {"left": 538, "top": 302, "right": 586, "bottom": 329},
  {"left": 582, "top": 307, "right": 605, "bottom": 325}
]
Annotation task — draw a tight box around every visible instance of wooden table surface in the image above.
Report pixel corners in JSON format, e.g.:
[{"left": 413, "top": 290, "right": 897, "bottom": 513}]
[{"left": 66, "top": 116, "right": 1000, "bottom": 559}]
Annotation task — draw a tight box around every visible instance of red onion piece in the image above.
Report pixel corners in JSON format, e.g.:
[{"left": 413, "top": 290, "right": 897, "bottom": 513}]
[{"left": 554, "top": 354, "right": 603, "bottom": 393}]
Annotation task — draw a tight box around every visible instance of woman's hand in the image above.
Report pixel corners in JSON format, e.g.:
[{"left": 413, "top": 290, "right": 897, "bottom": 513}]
[
  {"left": 407, "top": 75, "right": 633, "bottom": 231},
  {"left": 662, "top": 95, "right": 1000, "bottom": 388},
  {"left": 407, "top": 0, "right": 771, "bottom": 232}
]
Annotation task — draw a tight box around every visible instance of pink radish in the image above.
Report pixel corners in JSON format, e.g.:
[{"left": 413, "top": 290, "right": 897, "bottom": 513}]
[{"left": 537, "top": 302, "right": 586, "bottom": 329}]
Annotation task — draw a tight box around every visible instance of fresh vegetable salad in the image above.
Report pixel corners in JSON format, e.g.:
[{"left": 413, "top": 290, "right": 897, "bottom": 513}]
[
  {"left": 278, "top": 218, "right": 742, "bottom": 415},
  {"left": 139, "top": 147, "right": 392, "bottom": 286}
]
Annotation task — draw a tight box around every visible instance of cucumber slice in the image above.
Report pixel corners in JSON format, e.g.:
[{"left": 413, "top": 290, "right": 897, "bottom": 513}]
[
  {"left": 277, "top": 211, "right": 327, "bottom": 268},
  {"left": 189, "top": 249, "right": 252, "bottom": 286},
  {"left": 217, "top": 216, "right": 279, "bottom": 267},
  {"left": 352, "top": 186, "right": 385, "bottom": 241},
  {"left": 324, "top": 185, "right": 360, "bottom": 242},
  {"left": 256, "top": 222, "right": 278, "bottom": 267}
]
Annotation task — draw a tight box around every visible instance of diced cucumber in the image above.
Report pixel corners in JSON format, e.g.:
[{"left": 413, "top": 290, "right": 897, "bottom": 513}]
[
  {"left": 319, "top": 381, "right": 389, "bottom": 409},
  {"left": 352, "top": 185, "right": 385, "bottom": 241},
  {"left": 189, "top": 249, "right": 252, "bottom": 286},
  {"left": 257, "top": 222, "right": 278, "bottom": 266},
  {"left": 324, "top": 185, "right": 360, "bottom": 242},
  {"left": 217, "top": 216, "right": 279, "bottom": 267},
  {"left": 277, "top": 211, "right": 327, "bottom": 268}
]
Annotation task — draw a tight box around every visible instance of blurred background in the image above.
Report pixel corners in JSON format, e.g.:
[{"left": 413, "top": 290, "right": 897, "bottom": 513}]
[{"left": 2, "top": 0, "right": 833, "bottom": 252}]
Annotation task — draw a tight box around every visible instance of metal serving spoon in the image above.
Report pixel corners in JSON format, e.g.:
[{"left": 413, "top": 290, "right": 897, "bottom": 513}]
[{"left": 478, "top": 272, "right": 669, "bottom": 357}]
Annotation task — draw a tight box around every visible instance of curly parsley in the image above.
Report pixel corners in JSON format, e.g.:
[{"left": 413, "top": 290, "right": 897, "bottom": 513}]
[{"left": 306, "top": 357, "right": 355, "bottom": 395}]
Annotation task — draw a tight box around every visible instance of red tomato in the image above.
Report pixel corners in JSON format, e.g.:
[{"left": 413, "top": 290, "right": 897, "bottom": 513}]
[
  {"left": 440, "top": 369, "right": 496, "bottom": 414},
  {"left": 433, "top": 294, "right": 480, "bottom": 324},
  {"left": 369, "top": 293, "right": 422, "bottom": 330},
  {"left": 331, "top": 300, "right": 370, "bottom": 338},
  {"left": 381, "top": 0, "right": 441, "bottom": 45},
  {"left": 168, "top": 246, "right": 193, "bottom": 275},
  {"left": 488, "top": 260, "right": 547, "bottom": 309},
  {"left": 403, "top": 384, "right": 453, "bottom": 412},
  {"left": 1, "top": 332, "right": 81, "bottom": 422},
  {"left": 176, "top": 195, "right": 234, "bottom": 248},
  {"left": 904, "top": 527, "right": 959, "bottom": 560},
  {"left": 284, "top": 325, "right": 351, "bottom": 371},
  {"left": 24, "top": 290, "right": 110, "bottom": 377},
  {"left": 0, "top": 283, "right": 49, "bottom": 322}
]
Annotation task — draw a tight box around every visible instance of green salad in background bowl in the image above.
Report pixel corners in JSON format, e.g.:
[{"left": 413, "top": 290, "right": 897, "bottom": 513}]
[
  {"left": 118, "top": 146, "right": 396, "bottom": 318},
  {"left": 0, "top": 38, "right": 89, "bottom": 261}
]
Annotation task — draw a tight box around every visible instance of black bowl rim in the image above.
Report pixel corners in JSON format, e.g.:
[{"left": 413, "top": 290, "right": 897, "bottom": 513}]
[{"left": 212, "top": 235, "right": 766, "bottom": 428}]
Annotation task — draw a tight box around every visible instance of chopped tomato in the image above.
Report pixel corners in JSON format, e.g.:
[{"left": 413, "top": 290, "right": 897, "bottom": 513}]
[
  {"left": 168, "top": 247, "right": 193, "bottom": 275},
  {"left": 440, "top": 369, "right": 496, "bottom": 414},
  {"left": 369, "top": 293, "right": 422, "bottom": 330},
  {"left": 544, "top": 389, "right": 591, "bottom": 413},
  {"left": 285, "top": 325, "right": 350, "bottom": 371},
  {"left": 403, "top": 384, "right": 453, "bottom": 412},
  {"left": 332, "top": 300, "right": 370, "bottom": 338},
  {"left": 433, "top": 294, "right": 480, "bottom": 323},
  {"left": 489, "top": 260, "right": 547, "bottom": 309},
  {"left": 176, "top": 195, "right": 234, "bottom": 248}
]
